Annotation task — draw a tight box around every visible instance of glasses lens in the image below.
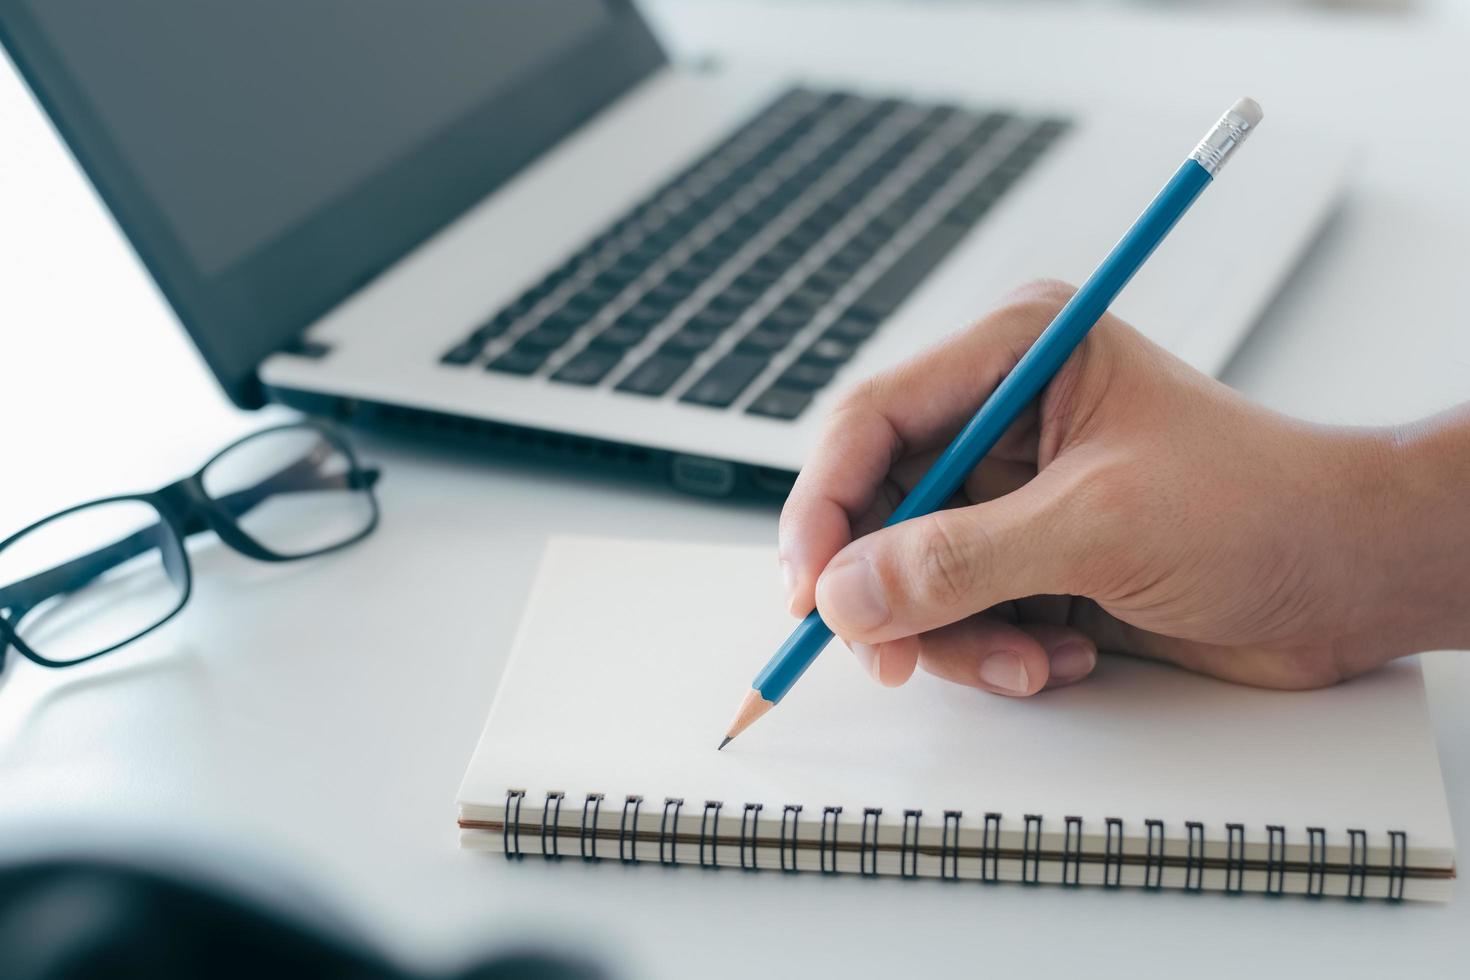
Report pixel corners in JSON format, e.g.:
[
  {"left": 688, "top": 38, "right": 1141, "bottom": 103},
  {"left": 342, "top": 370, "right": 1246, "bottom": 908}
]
[
  {"left": 0, "top": 499, "right": 188, "bottom": 664},
  {"left": 201, "top": 425, "right": 375, "bottom": 558}
]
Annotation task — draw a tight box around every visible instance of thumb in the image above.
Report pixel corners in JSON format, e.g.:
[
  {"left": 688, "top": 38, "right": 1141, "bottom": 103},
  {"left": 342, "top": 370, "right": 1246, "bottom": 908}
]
[{"left": 815, "top": 468, "right": 1089, "bottom": 645}]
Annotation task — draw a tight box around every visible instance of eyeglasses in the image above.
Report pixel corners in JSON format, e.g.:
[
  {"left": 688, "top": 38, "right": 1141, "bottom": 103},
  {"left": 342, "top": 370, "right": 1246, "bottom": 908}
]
[{"left": 0, "top": 420, "right": 380, "bottom": 671}]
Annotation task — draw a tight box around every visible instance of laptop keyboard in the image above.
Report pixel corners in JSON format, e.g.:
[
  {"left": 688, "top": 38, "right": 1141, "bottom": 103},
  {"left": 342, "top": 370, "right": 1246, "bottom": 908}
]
[{"left": 439, "top": 87, "right": 1068, "bottom": 420}]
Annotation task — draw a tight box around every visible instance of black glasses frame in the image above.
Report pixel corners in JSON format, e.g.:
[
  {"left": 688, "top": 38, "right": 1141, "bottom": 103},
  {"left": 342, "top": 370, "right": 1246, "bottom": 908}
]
[{"left": 0, "top": 420, "right": 380, "bottom": 670}]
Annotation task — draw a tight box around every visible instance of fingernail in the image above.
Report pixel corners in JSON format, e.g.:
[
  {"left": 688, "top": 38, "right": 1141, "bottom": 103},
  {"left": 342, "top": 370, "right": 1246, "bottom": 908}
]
[
  {"left": 818, "top": 559, "right": 890, "bottom": 632},
  {"left": 978, "top": 651, "right": 1029, "bottom": 694},
  {"left": 779, "top": 560, "right": 797, "bottom": 612},
  {"left": 1049, "top": 642, "right": 1095, "bottom": 682},
  {"left": 848, "top": 641, "right": 882, "bottom": 683}
]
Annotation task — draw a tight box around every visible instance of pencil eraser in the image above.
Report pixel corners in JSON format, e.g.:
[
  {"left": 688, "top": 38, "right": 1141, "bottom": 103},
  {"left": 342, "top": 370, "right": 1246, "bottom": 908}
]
[{"left": 1230, "top": 97, "right": 1263, "bottom": 127}]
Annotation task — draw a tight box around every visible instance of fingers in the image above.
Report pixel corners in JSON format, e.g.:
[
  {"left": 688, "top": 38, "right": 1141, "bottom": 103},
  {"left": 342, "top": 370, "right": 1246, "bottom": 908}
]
[
  {"left": 814, "top": 465, "right": 1086, "bottom": 645},
  {"left": 844, "top": 615, "right": 1098, "bottom": 696},
  {"left": 777, "top": 402, "right": 899, "bottom": 615},
  {"left": 778, "top": 290, "right": 1070, "bottom": 616},
  {"left": 1068, "top": 600, "right": 1349, "bottom": 691}
]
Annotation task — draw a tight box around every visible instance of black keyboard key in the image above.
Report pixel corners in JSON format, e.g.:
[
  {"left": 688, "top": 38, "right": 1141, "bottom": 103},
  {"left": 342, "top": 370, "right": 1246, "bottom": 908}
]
[
  {"left": 661, "top": 329, "right": 719, "bottom": 355},
  {"left": 787, "top": 284, "right": 833, "bottom": 312},
  {"left": 708, "top": 285, "right": 760, "bottom": 314},
  {"left": 747, "top": 386, "right": 814, "bottom": 420},
  {"left": 551, "top": 348, "right": 623, "bottom": 386},
  {"left": 764, "top": 308, "right": 811, "bottom": 334},
  {"left": 778, "top": 361, "right": 837, "bottom": 391},
  {"left": 594, "top": 268, "right": 638, "bottom": 293},
  {"left": 665, "top": 264, "right": 705, "bottom": 291},
  {"left": 805, "top": 263, "right": 852, "bottom": 293},
  {"left": 543, "top": 306, "right": 595, "bottom": 332},
  {"left": 686, "top": 307, "right": 742, "bottom": 334},
  {"left": 732, "top": 268, "right": 779, "bottom": 293},
  {"left": 680, "top": 353, "right": 770, "bottom": 408},
  {"left": 871, "top": 203, "right": 912, "bottom": 233},
  {"left": 517, "top": 320, "right": 580, "bottom": 349},
  {"left": 588, "top": 324, "right": 649, "bottom": 349},
  {"left": 825, "top": 314, "right": 879, "bottom": 342},
  {"left": 487, "top": 347, "right": 550, "bottom": 375},
  {"left": 564, "top": 287, "right": 611, "bottom": 315},
  {"left": 736, "top": 328, "right": 796, "bottom": 354},
  {"left": 472, "top": 309, "right": 518, "bottom": 342},
  {"left": 828, "top": 242, "right": 873, "bottom": 273},
  {"left": 802, "top": 337, "right": 859, "bottom": 366},
  {"left": 506, "top": 293, "right": 539, "bottom": 319},
  {"left": 440, "top": 340, "right": 482, "bottom": 366},
  {"left": 644, "top": 281, "right": 693, "bottom": 309},
  {"left": 616, "top": 353, "right": 693, "bottom": 396},
  {"left": 776, "top": 292, "right": 819, "bottom": 320},
  {"left": 618, "top": 303, "right": 667, "bottom": 330},
  {"left": 849, "top": 222, "right": 891, "bottom": 253},
  {"left": 944, "top": 181, "right": 1004, "bottom": 228},
  {"left": 849, "top": 221, "right": 968, "bottom": 321}
]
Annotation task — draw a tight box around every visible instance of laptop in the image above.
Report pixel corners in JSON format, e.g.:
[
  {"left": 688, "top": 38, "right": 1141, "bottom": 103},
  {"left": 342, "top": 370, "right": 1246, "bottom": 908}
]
[{"left": 0, "top": 1, "right": 1349, "bottom": 498}]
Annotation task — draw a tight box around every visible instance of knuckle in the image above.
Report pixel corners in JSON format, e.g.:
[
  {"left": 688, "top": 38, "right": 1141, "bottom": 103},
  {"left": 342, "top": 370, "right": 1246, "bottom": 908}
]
[
  {"left": 997, "top": 278, "right": 1078, "bottom": 316},
  {"left": 906, "top": 516, "right": 983, "bottom": 612},
  {"left": 827, "top": 374, "right": 882, "bottom": 425}
]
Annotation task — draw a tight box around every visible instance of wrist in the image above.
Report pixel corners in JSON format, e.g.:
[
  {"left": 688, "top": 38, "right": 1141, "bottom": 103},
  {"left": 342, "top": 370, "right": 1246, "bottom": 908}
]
[{"left": 1358, "top": 408, "right": 1470, "bottom": 654}]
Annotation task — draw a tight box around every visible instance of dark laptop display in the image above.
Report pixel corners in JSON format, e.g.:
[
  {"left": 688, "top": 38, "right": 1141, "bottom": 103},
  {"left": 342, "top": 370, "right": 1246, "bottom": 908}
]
[{"left": 0, "top": 0, "right": 664, "bottom": 405}]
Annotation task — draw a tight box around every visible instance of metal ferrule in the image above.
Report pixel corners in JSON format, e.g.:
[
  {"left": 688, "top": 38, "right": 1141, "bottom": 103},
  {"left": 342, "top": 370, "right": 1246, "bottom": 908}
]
[{"left": 1189, "top": 108, "right": 1256, "bottom": 176}]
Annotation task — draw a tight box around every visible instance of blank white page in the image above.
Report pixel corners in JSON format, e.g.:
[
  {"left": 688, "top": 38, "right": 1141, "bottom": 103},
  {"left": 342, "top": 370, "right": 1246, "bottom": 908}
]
[{"left": 459, "top": 536, "right": 1454, "bottom": 868}]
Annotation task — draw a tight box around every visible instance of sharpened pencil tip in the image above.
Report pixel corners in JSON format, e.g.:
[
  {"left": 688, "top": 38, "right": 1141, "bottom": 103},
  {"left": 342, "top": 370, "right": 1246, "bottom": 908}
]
[{"left": 722, "top": 689, "right": 776, "bottom": 748}]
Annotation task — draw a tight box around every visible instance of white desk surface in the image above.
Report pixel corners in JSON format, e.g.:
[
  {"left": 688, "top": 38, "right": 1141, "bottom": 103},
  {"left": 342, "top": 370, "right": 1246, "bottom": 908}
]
[{"left": 2, "top": 1, "right": 1467, "bottom": 975}]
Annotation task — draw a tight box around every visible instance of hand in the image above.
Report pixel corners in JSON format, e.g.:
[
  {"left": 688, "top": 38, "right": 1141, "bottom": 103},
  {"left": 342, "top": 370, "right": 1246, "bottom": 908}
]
[{"left": 779, "top": 281, "right": 1470, "bottom": 696}]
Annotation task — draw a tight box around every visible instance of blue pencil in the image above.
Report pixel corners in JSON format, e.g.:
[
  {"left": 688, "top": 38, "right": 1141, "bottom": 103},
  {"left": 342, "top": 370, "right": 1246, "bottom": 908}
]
[{"left": 721, "top": 97, "right": 1264, "bottom": 749}]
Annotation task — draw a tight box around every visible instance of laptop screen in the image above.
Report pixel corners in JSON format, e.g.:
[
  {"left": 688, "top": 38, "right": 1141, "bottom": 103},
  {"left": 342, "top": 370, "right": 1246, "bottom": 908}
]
[{"left": 0, "top": 0, "right": 665, "bottom": 404}]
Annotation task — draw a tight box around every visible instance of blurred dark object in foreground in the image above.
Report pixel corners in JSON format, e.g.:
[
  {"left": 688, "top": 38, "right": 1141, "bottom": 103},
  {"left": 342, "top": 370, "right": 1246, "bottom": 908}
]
[{"left": 0, "top": 858, "right": 606, "bottom": 980}]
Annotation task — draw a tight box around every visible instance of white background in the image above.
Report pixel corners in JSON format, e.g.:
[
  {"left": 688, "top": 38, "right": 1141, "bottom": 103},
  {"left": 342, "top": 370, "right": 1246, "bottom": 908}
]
[{"left": 1, "top": 1, "right": 1467, "bottom": 976}]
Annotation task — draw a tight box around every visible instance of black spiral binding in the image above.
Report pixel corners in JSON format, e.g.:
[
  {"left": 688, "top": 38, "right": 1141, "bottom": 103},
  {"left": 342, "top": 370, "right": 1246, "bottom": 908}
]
[
  {"left": 540, "top": 792, "right": 565, "bottom": 860},
  {"left": 1143, "top": 819, "right": 1164, "bottom": 890},
  {"left": 740, "top": 803, "right": 763, "bottom": 871},
  {"left": 700, "top": 801, "right": 722, "bottom": 869},
  {"left": 1021, "top": 815, "right": 1043, "bottom": 885},
  {"left": 780, "top": 804, "right": 802, "bottom": 873},
  {"left": 1062, "top": 816, "right": 1083, "bottom": 887},
  {"left": 1346, "top": 828, "right": 1367, "bottom": 900},
  {"left": 859, "top": 808, "right": 882, "bottom": 877},
  {"left": 980, "top": 812, "right": 1001, "bottom": 883},
  {"left": 1184, "top": 821, "right": 1204, "bottom": 892},
  {"left": 820, "top": 806, "right": 843, "bottom": 874},
  {"left": 659, "top": 798, "right": 684, "bottom": 866},
  {"left": 619, "top": 795, "right": 643, "bottom": 863},
  {"left": 502, "top": 790, "right": 1416, "bottom": 899},
  {"left": 1225, "top": 823, "right": 1245, "bottom": 894},
  {"left": 504, "top": 790, "right": 526, "bottom": 860},
  {"left": 580, "top": 794, "right": 603, "bottom": 862},
  {"left": 1306, "top": 827, "right": 1326, "bottom": 898},
  {"left": 940, "top": 811, "right": 962, "bottom": 881},
  {"left": 1103, "top": 818, "right": 1124, "bottom": 889},
  {"left": 1388, "top": 831, "right": 1407, "bottom": 902},
  {"left": 900, "top": 810, "right": 922, "bottom": 879},
  {"left": 1266, "top": 825, "right": 1286, "bottom": 896}
]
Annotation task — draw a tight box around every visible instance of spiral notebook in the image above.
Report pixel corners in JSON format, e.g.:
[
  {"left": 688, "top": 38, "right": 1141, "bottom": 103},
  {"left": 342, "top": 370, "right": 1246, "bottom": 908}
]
[{"left": 458, "top": 536, "right": 1456, "bottom": 901}]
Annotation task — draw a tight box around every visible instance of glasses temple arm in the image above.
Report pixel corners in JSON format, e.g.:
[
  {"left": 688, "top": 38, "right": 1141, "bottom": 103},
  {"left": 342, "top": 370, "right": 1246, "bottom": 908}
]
[
  {"left": 0, "top": 524, "right": 164, "bottom": 623},
  {"left": 193, "top": 455, "right": 378, "bottom": 534},
  {"left": 0, "top": 455, "right": 381, "bottom": 615}
]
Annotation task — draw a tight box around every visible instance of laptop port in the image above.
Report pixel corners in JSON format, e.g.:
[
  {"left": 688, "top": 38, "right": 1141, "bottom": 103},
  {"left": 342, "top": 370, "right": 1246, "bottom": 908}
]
[
  {"left": 670, "top": 454, "right": 737, "bottom": 497},
  {"left": 750, "top": 466, "right": 797, "bottom": 498}
]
